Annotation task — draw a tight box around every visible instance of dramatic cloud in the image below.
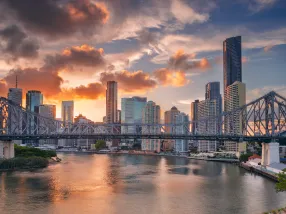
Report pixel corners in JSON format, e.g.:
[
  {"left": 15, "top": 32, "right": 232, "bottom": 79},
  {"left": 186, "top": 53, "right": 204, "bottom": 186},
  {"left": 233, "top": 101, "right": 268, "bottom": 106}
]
[
  {"left": 0, "top": 25, "right": 39, "bottom": 60},
  {"left": 153, "top": 68, "right": 189, "bottom": 87},
  {"left": 168, "top": 50, "right": 210, "bottom": 71},
  {"left": 1, "top": 0, "right": 109, "bottom": 38},
  {"left": 100, "top": 70, "right": 157, "bottom": 93},
  {"left": 44, "top": 44, "right": 107, "bottom": 73},
  {"left": 61, "top": 83, "right": 105, "bottom": 100},
  {"left": 0, "top": 79, "right": 7, "bottom": 96},
  {"left": 3, "top": 68, "right": 63, "bottom": 97}
]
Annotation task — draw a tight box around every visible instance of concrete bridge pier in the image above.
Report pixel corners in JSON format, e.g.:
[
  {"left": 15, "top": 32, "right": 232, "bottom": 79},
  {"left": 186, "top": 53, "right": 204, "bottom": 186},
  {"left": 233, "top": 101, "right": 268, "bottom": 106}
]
[
  {"left": 261, "top": 142, "right": 280, "bottom": 166},
  {"left": 0, "top": 141, "right": 15, "bottom": 159}
]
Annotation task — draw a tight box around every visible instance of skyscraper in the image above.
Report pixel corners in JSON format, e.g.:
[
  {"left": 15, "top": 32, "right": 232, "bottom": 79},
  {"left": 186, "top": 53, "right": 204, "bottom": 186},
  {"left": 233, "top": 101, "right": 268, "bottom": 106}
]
[
  {"left": 191, "top": 100, "right": 199, "bottom": 134},
  {"left": 175, "top": 112, "right": 189, "bottom": 154},
  {"left": 223, "top": 36, "right": 242, "bottom": 91},
  {"left": 142, "top": 101, "right": 161, "bottom": 152},
  {"left": 205, "top": 82, "right": 222, "bottom": 114},
  {"left": 25, "top": 90, "right": 43, "bottom": 145},
  {"left": 164, "top": 106, "right": 180, "bottom": 151},
  {"left": 26, "top": 90, "right": 43, "bottom": 112},
  {"left": 106, "top": 81, "right": 118, "bottom": 124},
  {"left": 8, "top": 88, "right": 22, "bottom": 106},
  {"left": 61, "top": 101, "right": 74, "bottom": 123},
  {"left": 121, "top": 96, "right": 147, "bottom": 146},
  {"left": 224, "top": 81, "right": 246, "bottom": 153}
]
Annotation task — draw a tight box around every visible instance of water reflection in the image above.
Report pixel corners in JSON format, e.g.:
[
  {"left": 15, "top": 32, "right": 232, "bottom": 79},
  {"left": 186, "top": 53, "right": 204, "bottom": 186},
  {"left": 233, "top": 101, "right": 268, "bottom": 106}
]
[{"left": 0, "top": 154, "right": 286, "bottom": 214}]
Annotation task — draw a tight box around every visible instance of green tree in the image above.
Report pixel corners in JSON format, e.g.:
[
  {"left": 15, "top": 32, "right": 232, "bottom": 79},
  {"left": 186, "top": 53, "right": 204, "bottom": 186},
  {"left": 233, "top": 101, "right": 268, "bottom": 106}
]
[
  {"left": 239, "top": 153, "right": 252, "bottom": 162},
  {"left": 95, "top": 140, "right": 106, "bottom": 150},
  {"left": 276, "top": 169, "right": 286, "bottom": 192}
]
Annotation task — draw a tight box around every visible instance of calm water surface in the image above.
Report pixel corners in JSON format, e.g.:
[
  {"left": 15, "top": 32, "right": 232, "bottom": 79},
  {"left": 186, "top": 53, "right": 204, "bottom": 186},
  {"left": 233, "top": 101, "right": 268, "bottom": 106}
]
[{"left": 1, "top": 153, "right": 286, "bottom": 214}]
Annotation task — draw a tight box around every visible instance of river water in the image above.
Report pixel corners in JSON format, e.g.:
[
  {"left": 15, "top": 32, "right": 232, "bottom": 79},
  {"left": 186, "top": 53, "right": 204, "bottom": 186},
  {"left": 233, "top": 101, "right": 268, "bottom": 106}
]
[{"left": 0, "top": 153, "right": 286, "bottom": 214}]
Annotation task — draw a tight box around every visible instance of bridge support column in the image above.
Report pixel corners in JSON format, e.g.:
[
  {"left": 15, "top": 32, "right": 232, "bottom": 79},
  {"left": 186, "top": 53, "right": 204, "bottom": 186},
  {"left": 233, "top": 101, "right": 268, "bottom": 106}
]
[
  {"left": 0, "top": 141, "right": 15, "bottom": 159},
  {"left": 261, "top": 142, "right": 280, "bottom": 166}
]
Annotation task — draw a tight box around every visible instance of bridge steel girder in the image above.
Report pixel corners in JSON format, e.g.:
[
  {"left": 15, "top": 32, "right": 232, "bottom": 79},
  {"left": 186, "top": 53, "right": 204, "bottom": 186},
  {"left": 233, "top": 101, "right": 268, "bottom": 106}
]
[{"left": 1, "top": 91, "right": 286, "bottom": 141}]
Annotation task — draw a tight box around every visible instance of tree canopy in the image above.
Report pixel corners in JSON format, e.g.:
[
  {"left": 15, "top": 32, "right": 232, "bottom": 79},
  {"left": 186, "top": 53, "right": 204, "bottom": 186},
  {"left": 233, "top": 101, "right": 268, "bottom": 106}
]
[
  {"left": 95, "top": 140, "right": 106, "bottom": 150},
  {"left": 276, "top": 169, "right": 286, "bottom": 192}
]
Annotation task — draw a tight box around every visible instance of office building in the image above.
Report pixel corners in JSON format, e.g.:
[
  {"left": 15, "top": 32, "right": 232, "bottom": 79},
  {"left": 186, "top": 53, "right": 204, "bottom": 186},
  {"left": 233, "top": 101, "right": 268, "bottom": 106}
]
[
  {"left": 26, "top": 90, "right": 43, "bottom": 111},
  {"left": 223, "top": 36, "right": 242, "bottom": 91},
  {"left": 121, "top": 97, "right": 147, "bottom": 146},
  {"left": 35, "top": 104, "right": 57, "bottom": 145},
  {"left": 35, "top": 105, "right": 56, "bottom": 119},
  {"left": 62, "top": 101, "right": 74, "bottom": 123},
  {"left": 141, "top": 101, "right": 161, "bottom": 152},
  {"left": 74, "top": 114, "right": 95, "bottom": 148},
  {"left": 175, "top": 112, "right": 189, "bottom": 153},
  {"left": 224, "top": 81, "right": 246, "bottom": 153},
  {"left": 205, "top": 82, "right": 222, "bottom": 116},
  {"left": 106, "top": 81, "right": 118, "bottom": 124},
  {"left": 191, "top": 100, "right": 199, "bottom": 134},
  {"left": 8, "top": 88, "right": 22, "bottom": 106},
  {"left": 25, "top": 90, "right": 43, "bottom": 145},
  {"left": 164, "top": 106, "right": 180, "bottom": 151}
]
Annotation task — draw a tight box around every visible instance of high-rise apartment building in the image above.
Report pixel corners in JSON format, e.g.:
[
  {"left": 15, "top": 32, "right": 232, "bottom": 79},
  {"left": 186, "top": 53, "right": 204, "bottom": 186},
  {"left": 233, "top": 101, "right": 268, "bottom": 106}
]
[
  {"left": 223, "top": 36, "right": 242, "bottom": 91},
  {"left": 224, "top": 81, "right": 246, "bottom": 153},
  {"left": 191, "top": 100, "right": 199, "bottom": 134},
  {"left": 61, "top": 101, "right": 74, "bottom": 123},
  {"left": 175, "top": 112, "right": 189, "bottom": 153},
  {"left": 106, "top": 81, "right": 118, "bottom": 124},
  {"left": 142, "top": 101, "right": 161, "bottom": 152},
  {"left": 197, "top": 99, "right": 219, "bottom": 152},
  {"left": 121, "top": 97, "right": 147, "bottom": 146},
  {"left": 164, "top": 106, "right": 180, "bottom": 151},
  {"left": 8, "top": 88, "right": 22, "bottom": 106}
]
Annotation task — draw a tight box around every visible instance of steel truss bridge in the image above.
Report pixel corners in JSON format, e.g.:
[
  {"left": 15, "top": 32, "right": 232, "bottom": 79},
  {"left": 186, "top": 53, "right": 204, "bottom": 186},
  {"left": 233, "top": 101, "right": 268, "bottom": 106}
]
[{"left": 0, "top": 91, "right": 286, "bottom": 143}]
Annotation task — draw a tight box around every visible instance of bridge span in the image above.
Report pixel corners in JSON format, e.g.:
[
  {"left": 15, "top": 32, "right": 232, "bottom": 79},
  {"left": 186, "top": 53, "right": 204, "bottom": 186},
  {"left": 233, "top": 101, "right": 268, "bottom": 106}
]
[{"left": 1, "top": 91, "right": 286, "bottom": 165}]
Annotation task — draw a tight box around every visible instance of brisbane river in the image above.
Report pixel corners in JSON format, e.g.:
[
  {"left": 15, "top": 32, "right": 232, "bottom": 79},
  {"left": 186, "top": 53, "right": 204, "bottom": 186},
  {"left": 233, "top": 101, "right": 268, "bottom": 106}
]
[{"left": 1, "top": 154, "right": 286, "bottom": 214}]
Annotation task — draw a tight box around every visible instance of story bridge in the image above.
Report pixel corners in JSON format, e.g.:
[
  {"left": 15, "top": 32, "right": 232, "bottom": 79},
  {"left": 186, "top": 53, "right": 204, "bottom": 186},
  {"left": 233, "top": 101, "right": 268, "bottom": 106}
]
[{"left": 1, "top": 91, "right": 286, "bottom": 165}]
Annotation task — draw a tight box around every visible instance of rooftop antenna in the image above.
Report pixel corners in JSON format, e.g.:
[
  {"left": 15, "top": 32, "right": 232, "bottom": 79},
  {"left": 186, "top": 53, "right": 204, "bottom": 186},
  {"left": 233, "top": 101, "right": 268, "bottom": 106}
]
[{"left": 15, "top": 75, "right": 18, "bottom": 88}]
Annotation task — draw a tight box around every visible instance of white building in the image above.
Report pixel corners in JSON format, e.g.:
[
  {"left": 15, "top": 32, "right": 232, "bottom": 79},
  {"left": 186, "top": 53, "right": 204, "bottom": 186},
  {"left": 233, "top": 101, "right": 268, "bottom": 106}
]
[
  {"left": 224, "top": 81, "right": 247, "bottom": 154},
  {"left": 174, "top": 112, "right": 189, "bottom": 153},
  {"left": 141, "top": 101, "right": 161, "bottom": 152},
  {"left": 197, "top": 99, "right": 219, "bottom": 152}
]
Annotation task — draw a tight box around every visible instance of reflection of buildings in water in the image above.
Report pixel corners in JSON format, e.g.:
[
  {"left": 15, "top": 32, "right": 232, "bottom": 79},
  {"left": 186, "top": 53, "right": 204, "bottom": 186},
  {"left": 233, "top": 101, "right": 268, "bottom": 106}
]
[{"left": 168, "top": 167, "right": 189, "bottom": 175}]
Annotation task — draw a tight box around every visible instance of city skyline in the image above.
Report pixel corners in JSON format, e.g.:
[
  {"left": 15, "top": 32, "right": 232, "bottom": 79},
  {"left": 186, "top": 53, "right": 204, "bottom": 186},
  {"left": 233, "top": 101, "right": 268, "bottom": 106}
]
[{"left": 0, "top": 0, "right": 285, "bottom": 122}]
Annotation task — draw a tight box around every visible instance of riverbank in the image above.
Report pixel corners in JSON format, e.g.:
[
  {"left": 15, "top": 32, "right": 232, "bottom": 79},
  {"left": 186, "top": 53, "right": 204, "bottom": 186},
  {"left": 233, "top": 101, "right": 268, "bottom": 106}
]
[
  {"left": 188, "top": 156, "right": 239, "bottom": 163},
  {"left": 240, "top": 162, "right": 278, "bottom": 181}
]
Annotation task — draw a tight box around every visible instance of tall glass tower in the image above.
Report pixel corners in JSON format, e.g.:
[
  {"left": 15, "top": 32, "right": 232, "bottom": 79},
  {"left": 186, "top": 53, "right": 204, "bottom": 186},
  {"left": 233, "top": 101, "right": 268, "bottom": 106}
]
[
  {"left": 223, "top": 36, "right": 242, "bottom": 92},
  {"left": 26, "top": 90, "right": 43, "bottom": 112}
]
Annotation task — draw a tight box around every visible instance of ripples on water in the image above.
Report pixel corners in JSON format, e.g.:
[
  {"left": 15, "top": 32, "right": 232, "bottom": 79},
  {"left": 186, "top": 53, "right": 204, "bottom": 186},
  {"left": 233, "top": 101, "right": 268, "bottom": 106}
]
[{"left": 1, "top": 153, "right": 286, "bottom": 214}]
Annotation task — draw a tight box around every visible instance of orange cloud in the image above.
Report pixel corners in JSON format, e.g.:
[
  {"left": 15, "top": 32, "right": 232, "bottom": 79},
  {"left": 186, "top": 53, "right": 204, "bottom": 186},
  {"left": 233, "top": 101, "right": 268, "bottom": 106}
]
[
  {"left": 100, "top": 70, "right": 157, "bottom": 93},
  {"left": 153, "top": 68, "right": 189, "bottom": 87}
]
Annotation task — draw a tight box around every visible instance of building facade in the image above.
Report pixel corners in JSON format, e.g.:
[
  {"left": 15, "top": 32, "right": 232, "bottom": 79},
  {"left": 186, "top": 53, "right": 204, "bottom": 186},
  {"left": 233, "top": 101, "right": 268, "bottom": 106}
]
[
  {"left": 197, "top": 99, "right": 219, "bottom": 152},
  {"left": 174, "top": 112, "right": 189, "bottom": 153},
  {"left": 223, "top": 36, "right": 242, "bottom": 91},
  {"left": 61, "top": 101, "right": 74, "bottom": 123},
  {"left": 224, "top": 81, "right": 246, "bottom": 153},
  {"left": 141, "top": 101, "right": 161, "bottom": 152},
  {"left": 8, "top": 88, "right": 22, "bottom": 106},
  {"left": 106, "top": 81, "right": 118, "bottom": 124},
  {"left": 164, "top": 106, "right": 180, "bottom": 151},
  {"left": 205, "top": 82, "right": 222, "bottom": 116},
  {"left": 191, "top": 100, "right": 199, "bottom": 134}
]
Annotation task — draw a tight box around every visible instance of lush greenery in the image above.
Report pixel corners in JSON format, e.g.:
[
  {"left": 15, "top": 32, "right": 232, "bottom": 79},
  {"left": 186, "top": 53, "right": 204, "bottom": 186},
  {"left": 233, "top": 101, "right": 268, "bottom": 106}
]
[
  {"left": 0, "top": 157, "right": 49, "bottom": 170},
  {"left": 239, "top": 153, "right": 253, "bottom": 162},
  {"left": 15, "top": 145, "right": 56, "bottom": 158},
  {"left": 95, "top": 140, "right": 106, "bottom": 150},
  {"left": 263, "top": 206, "right": 286, "bottom": 214},
  {"left": 276, "top": 169, "right": 286, "bottom": 192}
]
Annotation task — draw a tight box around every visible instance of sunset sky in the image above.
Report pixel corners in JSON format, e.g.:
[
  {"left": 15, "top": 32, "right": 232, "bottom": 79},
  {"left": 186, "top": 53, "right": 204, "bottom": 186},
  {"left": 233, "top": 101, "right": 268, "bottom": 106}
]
[{"left": 0, "top": 0, "right": 285, "bottom": 122}]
